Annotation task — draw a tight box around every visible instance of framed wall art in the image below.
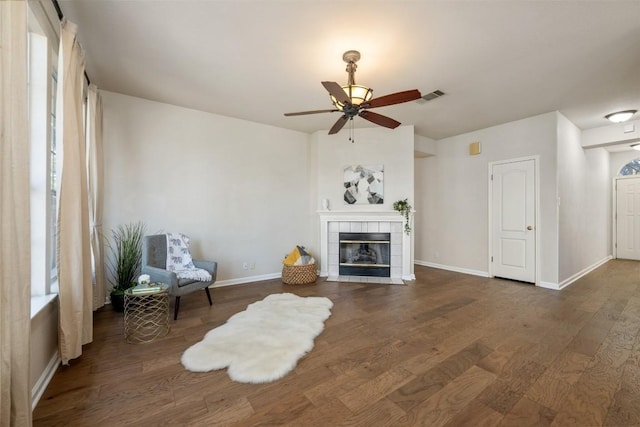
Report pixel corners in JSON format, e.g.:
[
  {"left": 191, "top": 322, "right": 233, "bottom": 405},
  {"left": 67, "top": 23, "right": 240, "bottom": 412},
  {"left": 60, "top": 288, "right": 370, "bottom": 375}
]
[{"left": 343, "top": 164, "right": 384, "bottom": 205}]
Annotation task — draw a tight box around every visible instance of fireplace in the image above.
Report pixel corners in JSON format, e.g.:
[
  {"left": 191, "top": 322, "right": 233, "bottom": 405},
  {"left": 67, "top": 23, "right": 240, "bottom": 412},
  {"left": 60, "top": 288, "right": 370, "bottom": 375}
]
[
  {"left": 318, "top": 211, "right": 413, "bottom": 281},
  {"left": 339, "top": 232, "right": 391, "bottom": 277}
]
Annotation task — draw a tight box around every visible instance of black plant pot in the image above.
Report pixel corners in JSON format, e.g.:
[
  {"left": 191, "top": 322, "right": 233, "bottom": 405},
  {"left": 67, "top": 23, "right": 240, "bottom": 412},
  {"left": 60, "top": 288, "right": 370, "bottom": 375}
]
[{"left": 110, "top": 292, "right": 125, "bottom": 312}]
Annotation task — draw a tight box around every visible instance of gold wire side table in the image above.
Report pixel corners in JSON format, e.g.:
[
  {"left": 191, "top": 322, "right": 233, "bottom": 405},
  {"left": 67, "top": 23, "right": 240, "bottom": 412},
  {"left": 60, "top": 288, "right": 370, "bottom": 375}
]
[{"left": 124, "top": 283, "right": 170, "bottom": 344}]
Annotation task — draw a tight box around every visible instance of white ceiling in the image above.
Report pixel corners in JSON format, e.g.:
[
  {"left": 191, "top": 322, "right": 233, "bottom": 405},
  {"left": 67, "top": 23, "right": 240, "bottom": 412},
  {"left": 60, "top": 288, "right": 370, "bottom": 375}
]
[{"left": 58, "top": 1, "right": 640, "bottom": 141}]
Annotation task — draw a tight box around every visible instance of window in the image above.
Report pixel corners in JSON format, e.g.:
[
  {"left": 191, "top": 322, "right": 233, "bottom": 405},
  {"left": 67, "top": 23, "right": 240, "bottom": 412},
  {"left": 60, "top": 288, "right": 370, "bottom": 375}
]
[
  {"left": 619, "top": 159, "right": 640, "bottom": 176},
  {"left": 50, "top": 72, "right": 58, "bottom": 287},
  {"left": 28, "top": 8, "right": 59, "bottom": 303}
]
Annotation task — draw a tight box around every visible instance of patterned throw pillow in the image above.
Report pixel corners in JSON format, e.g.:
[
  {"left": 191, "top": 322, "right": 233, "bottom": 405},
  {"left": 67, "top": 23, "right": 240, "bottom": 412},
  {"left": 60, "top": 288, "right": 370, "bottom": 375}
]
[{"left": 283, "top": 246, "right": 315, "bottom": 266}]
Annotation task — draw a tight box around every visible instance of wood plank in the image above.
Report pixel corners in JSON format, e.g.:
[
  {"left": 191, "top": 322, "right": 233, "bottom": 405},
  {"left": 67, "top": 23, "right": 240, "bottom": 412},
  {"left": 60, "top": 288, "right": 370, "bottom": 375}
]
[
  {"left": 551, "top": 351, "right": 625, "bottom": 426},
  {"left": 443, "top": 400, "right": 504, "bottom": 427},
  {"left": 477, "top": 359, "right": 546, "bottom": 415},
  {"left": 402, "top": 365, "right": 496, "bottom": 426},
  {"left": 500, "top": 396, "right": 556, "bottom": 426},
  {"left": 337, "top": 398, "right": 406, "bottom": 427},
  {"left": 388, "top": 341, "right": 493, "bottom": 411},
  {"left": 602, "top": 363, "right": 640, "bottom": 426},
  {"left": 337, "top": 366, "right": 415, "bottom": 413},
  {"left": 544, "top": 350, "right": 592, "bottom": 385},
  {"left": 525, "top": 373, "right": 571, "bottom": 412}
]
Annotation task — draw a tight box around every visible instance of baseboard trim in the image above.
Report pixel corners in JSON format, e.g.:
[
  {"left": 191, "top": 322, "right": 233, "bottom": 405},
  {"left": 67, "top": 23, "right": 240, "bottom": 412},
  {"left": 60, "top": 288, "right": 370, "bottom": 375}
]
[
  {"left": 212, "top": 272, "right": 282, "bottom": 288},
  {"left": 415, "top": 256, "right": 612, "bottom": 291},
  {"left": 32, "top": 351, "right": 60, "bottom": 410},
  {"left": 537, "top": 281, "right": 560, "bottom": 290},
  {"left": 557, "top": 255, "right": 612, "bottom": 290},
  {"left": 415, "top": 260, "right": 489, "bottom": 278}
]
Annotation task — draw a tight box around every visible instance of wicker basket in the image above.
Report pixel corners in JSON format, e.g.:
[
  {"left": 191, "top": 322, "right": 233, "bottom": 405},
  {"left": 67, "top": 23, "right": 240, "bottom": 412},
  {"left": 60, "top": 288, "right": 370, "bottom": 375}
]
[{"left": 282, "top": 263, "right": 317, "bottom": 285}]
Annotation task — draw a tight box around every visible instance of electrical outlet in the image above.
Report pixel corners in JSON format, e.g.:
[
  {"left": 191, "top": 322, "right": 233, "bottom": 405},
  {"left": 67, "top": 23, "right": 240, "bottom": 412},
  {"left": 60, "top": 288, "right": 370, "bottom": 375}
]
[
  {"left": 243, "top": 262, "right": 249, "bottom": 270},
  {"left": 250, "top": 262, "right": 256, "bottom": 270}
]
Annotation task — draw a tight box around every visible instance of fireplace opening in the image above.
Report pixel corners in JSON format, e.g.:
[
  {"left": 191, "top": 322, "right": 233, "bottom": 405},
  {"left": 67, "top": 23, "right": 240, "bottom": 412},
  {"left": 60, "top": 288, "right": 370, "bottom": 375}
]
[{"left": 339, "top": 232, "right": 391, "bottom": 277}]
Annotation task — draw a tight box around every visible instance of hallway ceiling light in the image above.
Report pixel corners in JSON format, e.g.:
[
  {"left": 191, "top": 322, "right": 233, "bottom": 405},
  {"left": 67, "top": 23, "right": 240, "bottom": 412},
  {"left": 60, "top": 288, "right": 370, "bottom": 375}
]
[
  {"left": 605, "top": 110, "right": 637, "bottom": 123},
  {"left": 631, "top": 143, "right": 640, "bottom": 151}
]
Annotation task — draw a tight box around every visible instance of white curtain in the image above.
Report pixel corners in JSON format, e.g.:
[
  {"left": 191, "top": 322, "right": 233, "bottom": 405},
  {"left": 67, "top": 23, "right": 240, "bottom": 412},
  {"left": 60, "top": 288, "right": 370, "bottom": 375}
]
[
  {"left": 56, "top": 18, "right": 93, "bottom": 365},
  {"left": 0, "top": 1, "right": 32, "bottom": 425},
  {"left": 86, "top": 84, "right": 106, "bottom": 310}
]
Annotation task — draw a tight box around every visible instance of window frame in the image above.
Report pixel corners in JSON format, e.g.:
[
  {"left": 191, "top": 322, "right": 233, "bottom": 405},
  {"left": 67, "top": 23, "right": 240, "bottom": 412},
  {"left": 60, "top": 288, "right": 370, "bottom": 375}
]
[{"left": 28, "top": 2, "right": 60, "bottom": 313}]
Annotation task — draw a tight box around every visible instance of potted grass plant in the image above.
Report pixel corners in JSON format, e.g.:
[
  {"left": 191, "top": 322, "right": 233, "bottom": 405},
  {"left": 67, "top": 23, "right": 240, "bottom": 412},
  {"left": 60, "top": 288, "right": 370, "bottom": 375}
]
[{"left": 106, "top": 221, "right": 146, "bottom": 312}]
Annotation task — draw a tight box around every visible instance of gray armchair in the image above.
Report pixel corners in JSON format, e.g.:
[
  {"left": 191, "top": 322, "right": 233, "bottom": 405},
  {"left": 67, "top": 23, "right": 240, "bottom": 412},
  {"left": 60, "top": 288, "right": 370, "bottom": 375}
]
[{"left": 141, "top": 234, "right": 217, "bottom": 320}]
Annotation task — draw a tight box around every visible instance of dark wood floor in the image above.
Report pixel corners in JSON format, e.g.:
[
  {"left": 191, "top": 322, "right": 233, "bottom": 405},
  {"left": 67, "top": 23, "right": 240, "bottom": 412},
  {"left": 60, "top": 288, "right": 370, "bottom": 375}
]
[{"left": 33, "top": 260, "right": 640, "bottom": 426}]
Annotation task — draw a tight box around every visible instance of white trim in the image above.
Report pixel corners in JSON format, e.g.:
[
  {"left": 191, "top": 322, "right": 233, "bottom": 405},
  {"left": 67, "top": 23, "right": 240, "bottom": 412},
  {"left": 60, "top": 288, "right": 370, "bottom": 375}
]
[
  {"left": 415, "top": 260, "right": 489, "bottom": 278},
  {"left": 326, "top": 276, "right": 405, "bottom": 285},
  {"left": 487, "top": 156, "right": 540, "bottom": 285},
  {"left": 28, "top": 0, "right": 61, "bottom": 45},
  {"left": 537, "top": 281, "right": 560, "bottom": 290},
  {"left": 212, "top": 272, "right": 282, "bottom": 288},
  {"left": 31, "top": 351, "right": 60, "bottom": 410},
  {"left": 317, "top": 210, "right": 405, "bottom": 221},
  {"left": 613, "top": 177, "right": 618, "bottom": 258},
  {"left": 556, "top": 255, "right": 612, "bottom": 290},
  {"left": 30, "top": 293, "right": 58, "bottom": 319}
]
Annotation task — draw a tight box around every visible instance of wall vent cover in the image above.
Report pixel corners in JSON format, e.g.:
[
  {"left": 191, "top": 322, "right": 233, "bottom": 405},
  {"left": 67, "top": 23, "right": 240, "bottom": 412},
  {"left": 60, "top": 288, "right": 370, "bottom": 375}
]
[{"left": 417, "top": 90, "right": 445, "bottom": 104}]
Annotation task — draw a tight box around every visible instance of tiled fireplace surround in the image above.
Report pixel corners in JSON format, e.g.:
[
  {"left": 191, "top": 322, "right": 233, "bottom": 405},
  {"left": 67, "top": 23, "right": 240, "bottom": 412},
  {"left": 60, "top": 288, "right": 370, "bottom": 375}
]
[{"left": 318, "top": 211, "right": 414, "bottom": 282}]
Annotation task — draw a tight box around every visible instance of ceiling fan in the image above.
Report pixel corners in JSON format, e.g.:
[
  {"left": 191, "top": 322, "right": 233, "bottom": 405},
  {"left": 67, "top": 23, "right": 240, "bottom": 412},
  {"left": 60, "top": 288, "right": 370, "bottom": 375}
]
[{"left": 284, "top": 50, "right": 422, "bottom": 135}]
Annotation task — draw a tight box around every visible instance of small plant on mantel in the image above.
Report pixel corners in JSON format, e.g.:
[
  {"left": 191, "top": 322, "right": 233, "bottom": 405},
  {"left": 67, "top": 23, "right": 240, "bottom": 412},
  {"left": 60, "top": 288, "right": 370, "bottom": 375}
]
[{"left": 393, "top": 198, "right": 412, "bottom": 235}]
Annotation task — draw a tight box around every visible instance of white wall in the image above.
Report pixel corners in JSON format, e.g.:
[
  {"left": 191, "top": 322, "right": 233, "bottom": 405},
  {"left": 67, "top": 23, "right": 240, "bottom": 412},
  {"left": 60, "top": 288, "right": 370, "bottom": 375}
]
[
  {"left": 313, "top": 125, "right": 415, "bottom": 212},
  {"left": 582, "top": 119, "right": 640, "bottom": 148},
  {"left": 557, "top": 113, "right": 611, "bottom": 284},
  {"left": 415, "top": 112, "right": 559, "bottom": 283},
  {"left": 102, "top": 91, "right": 311, "bottom": 283},
  {"left": 415, "top": 134, "right": 437, "bottom": 156},
  {"left": 30, "top": 299, "right": 58, "bottom": 407},
  {"left": 309, "top": 125, "right": 415, "bottom": 263},
  {"left": 414, "top": 153, "right": 437, "bottom": 269}
]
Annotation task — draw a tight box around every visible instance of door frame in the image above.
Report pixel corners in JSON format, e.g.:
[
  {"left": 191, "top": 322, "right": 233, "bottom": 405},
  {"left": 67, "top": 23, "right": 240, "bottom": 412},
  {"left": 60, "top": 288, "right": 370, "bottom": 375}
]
[
  {"left": 487, "top": 155, "right": 540, "bottom": 285},
  {"left": 612, "top": 175, "right": 640, "bottom": 259}
]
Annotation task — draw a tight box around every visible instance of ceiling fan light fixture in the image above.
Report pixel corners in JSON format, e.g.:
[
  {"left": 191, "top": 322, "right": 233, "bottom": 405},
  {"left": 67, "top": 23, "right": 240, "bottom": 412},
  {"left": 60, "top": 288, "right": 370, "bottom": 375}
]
[
  {"left": 605, "top": 110, "right": 637, "bottom": 123},
  {"left": 330, "top": 84, "right": 373, "bottom": 111},
  {"left": 284, "top": 50, "right": 421, "bottom": 136}
]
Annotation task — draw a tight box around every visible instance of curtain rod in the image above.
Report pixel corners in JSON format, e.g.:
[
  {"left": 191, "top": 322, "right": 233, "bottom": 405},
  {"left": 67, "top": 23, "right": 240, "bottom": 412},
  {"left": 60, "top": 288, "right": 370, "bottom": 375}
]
[{"left": 51, "top": 0, "right": 92, "bottom": 86}]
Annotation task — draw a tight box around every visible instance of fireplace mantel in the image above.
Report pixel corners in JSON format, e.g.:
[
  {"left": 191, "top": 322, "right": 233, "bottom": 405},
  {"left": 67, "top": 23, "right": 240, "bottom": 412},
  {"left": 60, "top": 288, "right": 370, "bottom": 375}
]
[
  {"left": 318, "top": 210, "right": 406, "bottom": 222},
  {"left": 318, "top": 210, "right": 414, "bottom": 281}
]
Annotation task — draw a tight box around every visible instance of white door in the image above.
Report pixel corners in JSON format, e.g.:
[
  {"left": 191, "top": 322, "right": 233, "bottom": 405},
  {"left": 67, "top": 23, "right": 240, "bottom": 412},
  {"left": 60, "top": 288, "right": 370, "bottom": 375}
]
[
  {"left": 616, "top": 177, "right": 640, "bottom": 260},
  {"left": 491, "top": 159, "right": 536, "bottom": 283}
]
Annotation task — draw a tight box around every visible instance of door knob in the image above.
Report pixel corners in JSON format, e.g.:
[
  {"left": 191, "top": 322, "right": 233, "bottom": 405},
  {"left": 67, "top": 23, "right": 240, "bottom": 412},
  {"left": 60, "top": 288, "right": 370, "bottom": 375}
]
[{"left": 527, "top": 226, "right": 533, "bottom": 230}]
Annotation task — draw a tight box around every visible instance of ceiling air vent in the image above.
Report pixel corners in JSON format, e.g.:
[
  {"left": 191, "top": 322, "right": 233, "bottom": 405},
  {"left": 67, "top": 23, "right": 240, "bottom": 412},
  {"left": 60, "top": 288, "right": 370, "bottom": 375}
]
[{"left": 416, "top": 90, "right": 445, "bottom": 104}]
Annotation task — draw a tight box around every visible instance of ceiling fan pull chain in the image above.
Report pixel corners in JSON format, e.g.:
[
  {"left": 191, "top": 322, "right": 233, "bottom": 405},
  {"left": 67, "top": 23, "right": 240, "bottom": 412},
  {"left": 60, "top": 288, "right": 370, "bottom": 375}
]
[{"left": 349, "top": 117, "right": 355, "bottom": 143}]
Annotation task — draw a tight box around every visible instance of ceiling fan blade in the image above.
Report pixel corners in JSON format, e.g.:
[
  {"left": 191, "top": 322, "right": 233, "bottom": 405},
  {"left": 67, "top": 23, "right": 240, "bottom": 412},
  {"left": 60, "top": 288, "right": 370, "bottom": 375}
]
[
  {"left": 322, "top": 81, "right": 350, "bottom": 105},
  {"left": 359, "top": 110, "right": 401, "bottom": 129},
  {"left": 284, "top": 109, "right": 338, "bottom": 117},
  {"left": 365, "top": 89, "right": 422, "bottom": 109},
  {"left": 328, "top": 115, "right": 349, "bottom": 134}
]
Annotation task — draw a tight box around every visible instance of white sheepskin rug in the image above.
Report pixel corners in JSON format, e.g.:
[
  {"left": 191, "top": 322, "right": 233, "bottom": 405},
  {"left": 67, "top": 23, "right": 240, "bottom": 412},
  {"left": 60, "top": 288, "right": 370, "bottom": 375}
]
[{"left": 181, "top": 293, "right": 333, "bottom": 383}]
